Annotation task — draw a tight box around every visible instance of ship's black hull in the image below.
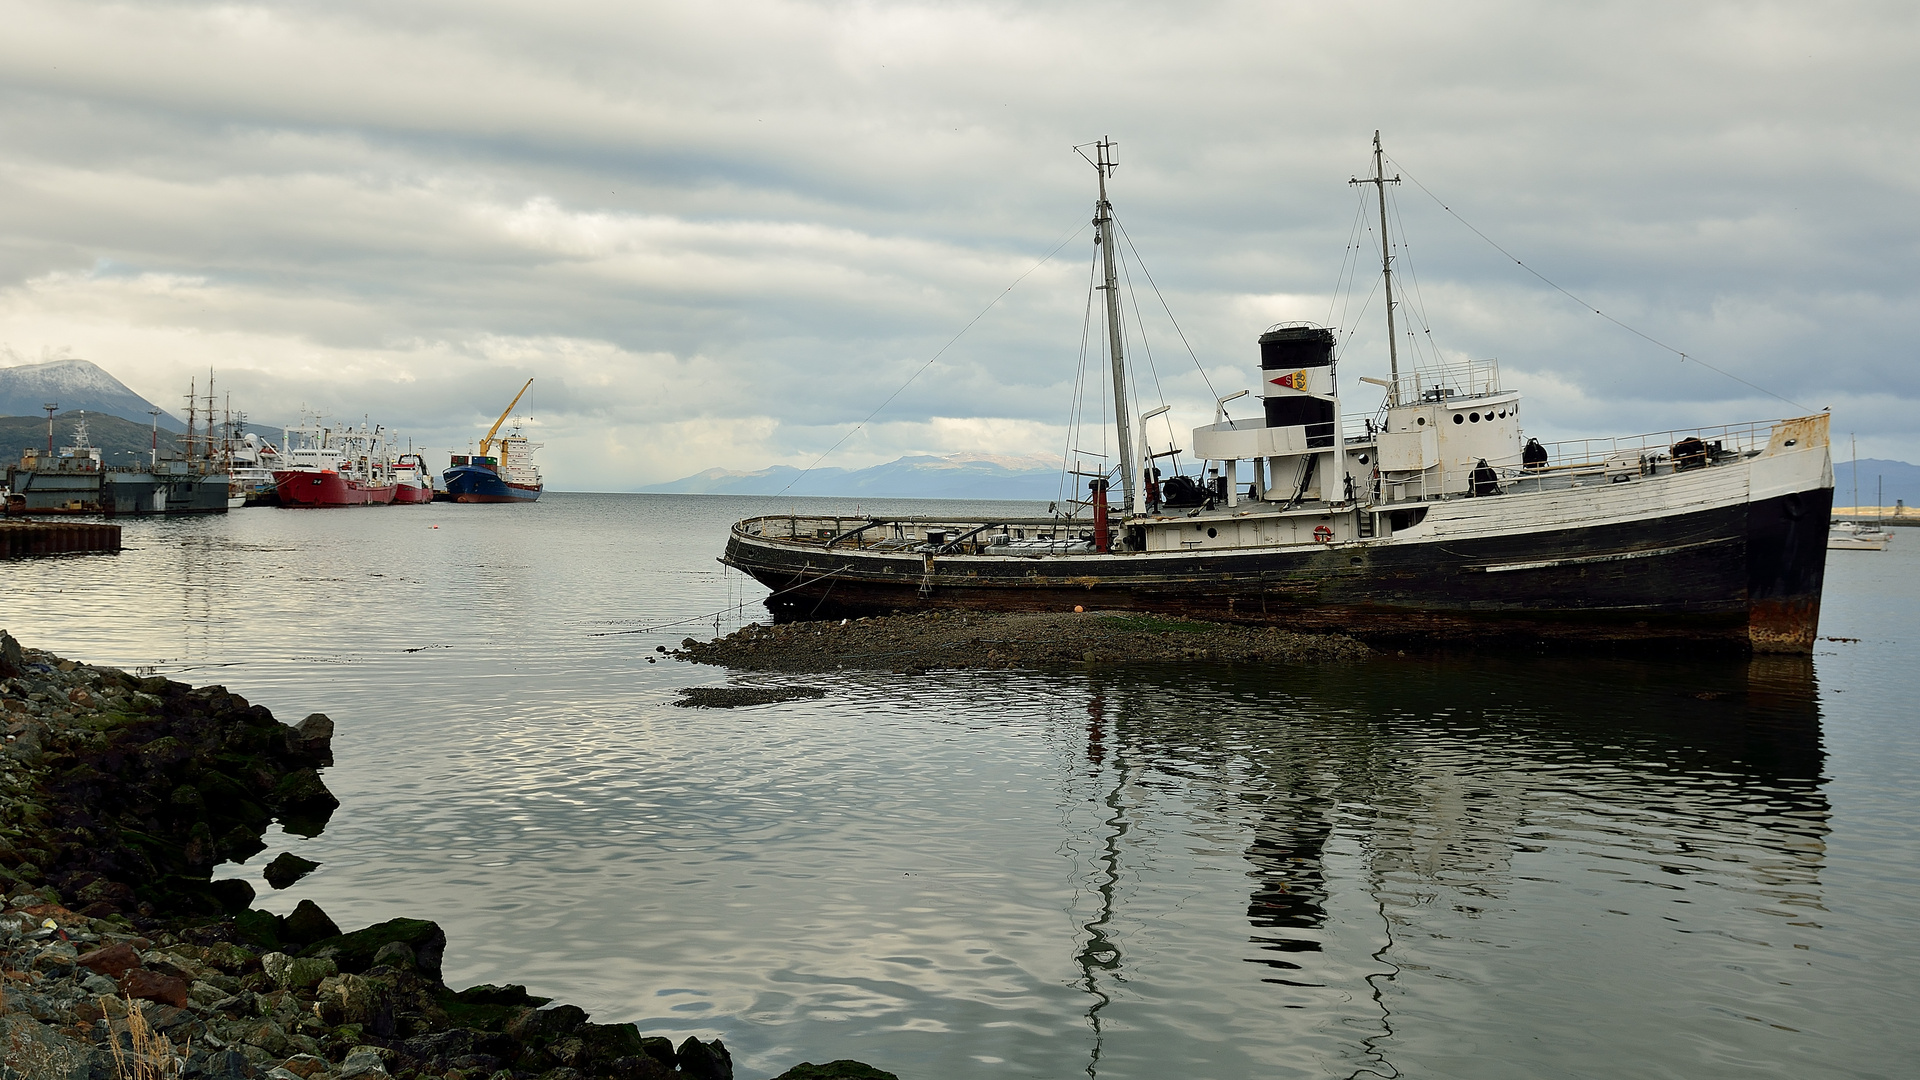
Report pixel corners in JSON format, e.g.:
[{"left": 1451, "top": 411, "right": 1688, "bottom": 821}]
[{"left": 722, "top": 488, "right": 1832, "bottom": 653}]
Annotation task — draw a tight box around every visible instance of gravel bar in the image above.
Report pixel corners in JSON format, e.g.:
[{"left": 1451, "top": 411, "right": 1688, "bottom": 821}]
[{"left": 673, "top": 610, "right": 1370, "bottom": 674}]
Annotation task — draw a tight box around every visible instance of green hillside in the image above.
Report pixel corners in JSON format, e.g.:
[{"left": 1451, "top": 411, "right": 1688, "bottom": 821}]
[{"left": 0, "top": 411, "right": 190, "bottom": 468}]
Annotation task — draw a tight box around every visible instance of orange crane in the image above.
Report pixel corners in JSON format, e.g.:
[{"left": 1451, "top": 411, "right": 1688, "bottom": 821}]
[{"left": 479, "top": 379, "right": 534, "bottom": 462}]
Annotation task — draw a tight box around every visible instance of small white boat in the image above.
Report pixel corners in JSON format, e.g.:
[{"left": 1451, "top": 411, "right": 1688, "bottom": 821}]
[
  {"left": 227, "top": 431, "right": 284, "bottom": 506},
  {"left": 1828, "top": 521, "right": 1892, "bottom": 551}
]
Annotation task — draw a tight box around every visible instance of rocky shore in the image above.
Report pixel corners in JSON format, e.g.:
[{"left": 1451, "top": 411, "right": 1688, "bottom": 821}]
[
  {"left": 0, "top": 630, "right": 894, "bottom": 1080},
  {"left": 673, "top": 609, "right": 1371, "bottom": 675}
]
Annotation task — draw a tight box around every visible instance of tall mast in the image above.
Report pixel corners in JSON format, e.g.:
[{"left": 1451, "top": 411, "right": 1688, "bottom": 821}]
[
  {"left": 1351, "top": 131, "right": 1402, "bottom": 402},
  {"left": 1088, "top": 137, "right": 1137, "bottom": 515}
]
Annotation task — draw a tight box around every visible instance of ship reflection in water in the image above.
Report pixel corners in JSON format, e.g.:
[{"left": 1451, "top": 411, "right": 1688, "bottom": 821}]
[{"left": 1069, "top": 654, "right": 1825, "bottom": 1079}]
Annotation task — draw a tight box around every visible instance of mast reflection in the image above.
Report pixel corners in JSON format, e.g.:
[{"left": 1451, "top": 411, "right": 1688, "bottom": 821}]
[{"left": 1072, "top": 652, "right": 1828, "bottom": 1077}]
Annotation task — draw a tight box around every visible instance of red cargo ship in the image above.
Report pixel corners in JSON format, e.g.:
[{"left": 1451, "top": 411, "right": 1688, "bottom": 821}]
[
  {"left": 274, "top": 467, "right": 398, "bottom": 507},
  {"left": 392, "top": 453, "right": 434, "bottom": 504},
  {"left": 271, "top": 418, "right": 398, "bottom": 507}
]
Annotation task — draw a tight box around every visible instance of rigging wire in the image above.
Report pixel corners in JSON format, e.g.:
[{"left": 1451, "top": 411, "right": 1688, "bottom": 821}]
[
  {"left": 1338, "top": 257, "right": 1387, "bottom": 360},
  {"left": 1113, "top": 218, "right": 1222, "bottom": 404},
  {"left": 1117, "top": 241, "right": 1168, "bottom": 412},
  {"left": 1328, "top": 185, "right": 1374, "bottom": 342},
  {"left": 1114, "top": 252, "right": 1148, "bottom": 477},
  {"left": 1114, "top": 239, "right": 1180, "bottom": 471},
  {"left": 1096, "top": 237, "right": 1113, "bottom": 496},
  {"left": 1385, "top": 184, "right": 1443, "bottom": 368},
  {"left": 1111, "top": 242, "right": 1183, "bottom": 479},
  {"left": 1384, "top": 153, "right": 1816, "bottom": 413},
  {"left": 1118, "top": 251, "right": 1187, "bottom": 474},
  {"left": 591, "top": 564, "right": 858, "bottom": 636},
  {"left": 1060, "top": 247, "right": 1105, "bottom": 510},
  {"left": 775, "top": 219, "right": 1093, "bottom": 497}
]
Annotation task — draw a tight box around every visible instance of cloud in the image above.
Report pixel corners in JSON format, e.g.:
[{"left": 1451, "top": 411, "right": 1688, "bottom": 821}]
[{"left": 1, "top": 0, "right": 1917, "bottom": 481}]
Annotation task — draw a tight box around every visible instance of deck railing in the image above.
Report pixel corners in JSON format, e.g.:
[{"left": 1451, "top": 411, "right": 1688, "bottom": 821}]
[
  {"left": 1371, "top": 417, "right": 1794, "bottom": 503},
  {"left": 1379, "top": 358, "right": 1504, "bottom": 406},
  {"left": 735, "top": 514, "right": 1094, "bottom": 553},
  {"left": 1533, "top": 420, "right": 1779, "bottom": 471}
]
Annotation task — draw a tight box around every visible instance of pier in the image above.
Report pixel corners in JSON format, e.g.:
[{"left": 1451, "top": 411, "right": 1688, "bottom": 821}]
[{"left": 0, "top": 520, "right": 122, "bottom": 557}]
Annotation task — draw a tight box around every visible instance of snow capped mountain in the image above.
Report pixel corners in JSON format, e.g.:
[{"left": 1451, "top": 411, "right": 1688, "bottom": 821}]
[{"left": 0, "top": 358, "right": 184, "bottom": 431}]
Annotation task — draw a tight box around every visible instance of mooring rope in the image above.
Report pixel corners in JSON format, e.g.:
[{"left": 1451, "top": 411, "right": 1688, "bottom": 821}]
[{"left": 591, "top": 563, "right": 856, "bottom": 637}]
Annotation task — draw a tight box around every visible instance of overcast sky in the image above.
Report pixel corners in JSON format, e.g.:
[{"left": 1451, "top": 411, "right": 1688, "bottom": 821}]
[{"left": 2, "top": 0, "right": 1915, "bottom": 489}]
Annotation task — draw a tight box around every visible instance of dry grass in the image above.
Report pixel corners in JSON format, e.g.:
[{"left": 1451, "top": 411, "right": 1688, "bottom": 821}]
[{"left": 101, "top": 996, "right": 186, "bottom": 1080}]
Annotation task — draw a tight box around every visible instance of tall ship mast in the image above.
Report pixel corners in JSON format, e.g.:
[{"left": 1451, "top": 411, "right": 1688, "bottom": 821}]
[
  {"left": 1088, "top": 137, "right": 1137, "bottom": 515},
  {"left": 4, "top": 381, "right": 231, "bottom": 516}
]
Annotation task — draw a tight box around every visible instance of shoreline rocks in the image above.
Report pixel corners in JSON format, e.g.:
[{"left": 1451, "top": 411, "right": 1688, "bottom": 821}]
[
  {"left": 0, "top": 629, "right": 898, "bottom": 1080},
  {"left": 674, "top": 609, "right": 1371, "bottom": 674}
]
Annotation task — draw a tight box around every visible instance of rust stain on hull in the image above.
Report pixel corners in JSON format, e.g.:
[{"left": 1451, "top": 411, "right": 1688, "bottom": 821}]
[{"left": 1747, "top": 596, "right": 1822, "bottom": 654}]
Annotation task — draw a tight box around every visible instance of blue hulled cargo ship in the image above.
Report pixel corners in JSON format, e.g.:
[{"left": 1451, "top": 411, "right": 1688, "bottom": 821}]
[{"left": 444, "top": 379, "right": 543, "bottom": 503}]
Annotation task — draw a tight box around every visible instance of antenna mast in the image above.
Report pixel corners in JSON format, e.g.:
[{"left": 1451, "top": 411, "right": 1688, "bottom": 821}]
[
  {"left": 1351, "top": 131, "right": 1403, "bottom": 402},
  {"left": 1085, "top": 137, "right": 1137, "bottom": 516},
  {"left": 205, "top": 372, "right": 216, "bottom": 463}
]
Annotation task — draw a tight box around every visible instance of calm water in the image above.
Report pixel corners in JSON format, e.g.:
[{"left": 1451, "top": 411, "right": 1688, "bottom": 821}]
[{"left": 3, "top": 494, "right": 1916, "bottom": 1079}]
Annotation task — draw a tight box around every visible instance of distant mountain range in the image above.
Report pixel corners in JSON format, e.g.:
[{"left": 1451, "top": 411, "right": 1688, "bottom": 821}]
[
  {"left": 647, "top": 452, "right": 1075, "bottom": 500},
  {"left": 1835, "top": 458, "right": 1920, "bottom": 507},
  {"left": 654, "top": 451, "right": 1920, "bottom": 504},
  {"left": 0, "top": 358, "right": 185, "bottom": 432}
]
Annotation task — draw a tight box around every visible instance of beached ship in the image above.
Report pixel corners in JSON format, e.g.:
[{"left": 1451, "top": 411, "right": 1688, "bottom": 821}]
[
  {"left": 272, "top": 417, "right": 397, "bottom": 507},
  {"left": 443, "top": 380, "right": 543, "bottom": 503},
  {"left": 721, "top": 136, "right": 1835, "bottom": 653}
]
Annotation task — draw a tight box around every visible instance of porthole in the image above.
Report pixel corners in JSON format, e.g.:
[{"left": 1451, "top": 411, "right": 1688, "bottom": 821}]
[
  {"left": 1453, "top": 413, "right": 1465, "bottom": 425},
  {"left": 1469, "top": 412, "right": 1481, "bottom": 423},
  {"left": 1417, "top": 416, "right": 1428, "bottom": 426},
  {"left": 1498, "top": 410, "right": 1507, "bottom": 419},
  {"left": 1357, "top": 453, "right": 1371, "bottom": 465},
  {"left": 1207, "top": 527, "right": 1218, "bottom": 538}
]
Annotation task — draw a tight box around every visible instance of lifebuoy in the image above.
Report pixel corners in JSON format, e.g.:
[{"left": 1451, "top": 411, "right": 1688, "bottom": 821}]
[{"left": 1313, "top": 525, "right": 1334, "bottom": 543}]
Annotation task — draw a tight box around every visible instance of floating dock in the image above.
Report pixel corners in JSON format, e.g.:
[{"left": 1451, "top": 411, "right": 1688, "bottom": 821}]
[{"left": 0, "top": 521, "right": 122, "bottom": 557}]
